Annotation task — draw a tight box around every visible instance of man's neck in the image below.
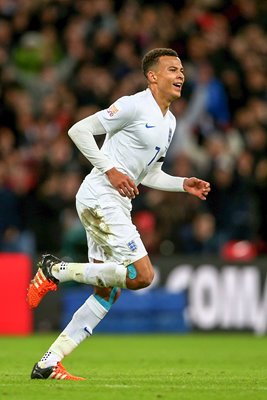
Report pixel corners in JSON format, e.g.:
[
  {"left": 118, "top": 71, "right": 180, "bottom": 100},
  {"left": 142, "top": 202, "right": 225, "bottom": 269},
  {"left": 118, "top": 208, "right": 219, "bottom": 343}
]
[{"left": 148, "top": 86, "right": 170, "bottom": 116}]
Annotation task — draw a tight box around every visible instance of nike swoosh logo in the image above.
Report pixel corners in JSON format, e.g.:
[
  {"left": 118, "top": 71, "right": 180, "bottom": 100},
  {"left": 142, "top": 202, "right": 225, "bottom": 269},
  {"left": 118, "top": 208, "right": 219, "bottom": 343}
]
[
  {"left": 84, "top": 327, "right": 91, "bottom": 336},
  {"left": 145, "top": 123, "right": 156, "bottom": 128}
]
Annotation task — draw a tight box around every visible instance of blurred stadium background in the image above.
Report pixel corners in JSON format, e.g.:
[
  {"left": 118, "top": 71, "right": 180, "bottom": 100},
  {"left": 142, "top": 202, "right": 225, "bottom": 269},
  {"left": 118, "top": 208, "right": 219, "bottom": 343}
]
[{"left": 1, "top": 0, "right": 267, "bottom": 337}]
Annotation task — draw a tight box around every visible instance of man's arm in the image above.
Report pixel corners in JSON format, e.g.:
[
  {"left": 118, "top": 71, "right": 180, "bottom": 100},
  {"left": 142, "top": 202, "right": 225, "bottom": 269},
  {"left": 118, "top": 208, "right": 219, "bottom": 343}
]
[
  {"left": 141, "top": 162, "right": 210, "bottom": 200},
  {"left": 68, "top": 115, "right": 138, "bottom": 199},
  {"left": 68, "top": 115, "right": 115, "bottom": 173}
]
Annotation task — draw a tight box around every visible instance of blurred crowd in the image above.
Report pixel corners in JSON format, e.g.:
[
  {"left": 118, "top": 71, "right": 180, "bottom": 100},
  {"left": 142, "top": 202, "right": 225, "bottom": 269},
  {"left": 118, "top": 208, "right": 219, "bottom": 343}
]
[{"left": 0, "top": 0, "right": 267, "bottom": 260}]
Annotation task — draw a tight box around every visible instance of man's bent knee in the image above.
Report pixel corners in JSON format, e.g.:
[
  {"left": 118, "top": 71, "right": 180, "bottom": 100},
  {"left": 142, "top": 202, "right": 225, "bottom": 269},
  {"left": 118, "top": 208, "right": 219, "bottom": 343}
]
[{"left": 126, "top": 266, "right": 154, "bottom": 290}]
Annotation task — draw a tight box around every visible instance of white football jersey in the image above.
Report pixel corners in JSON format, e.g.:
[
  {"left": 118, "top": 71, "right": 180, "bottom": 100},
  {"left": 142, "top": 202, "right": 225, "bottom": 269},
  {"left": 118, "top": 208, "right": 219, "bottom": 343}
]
[{"left": 76, "top": 88, "right": 176, "bottom": 207}]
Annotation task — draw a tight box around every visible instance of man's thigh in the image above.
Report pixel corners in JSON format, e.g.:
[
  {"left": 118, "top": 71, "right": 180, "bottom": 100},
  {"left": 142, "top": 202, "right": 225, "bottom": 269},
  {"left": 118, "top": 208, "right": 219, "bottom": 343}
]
[{"left": 76, "top": 199, "right": 147, "bottom": 265}]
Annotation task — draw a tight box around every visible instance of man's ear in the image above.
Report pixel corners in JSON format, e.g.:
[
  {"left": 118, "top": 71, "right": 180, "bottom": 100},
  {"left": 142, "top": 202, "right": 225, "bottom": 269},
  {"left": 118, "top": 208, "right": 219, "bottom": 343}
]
[{"left": 147, "top": 70, "right": 157, "bottom": 83}]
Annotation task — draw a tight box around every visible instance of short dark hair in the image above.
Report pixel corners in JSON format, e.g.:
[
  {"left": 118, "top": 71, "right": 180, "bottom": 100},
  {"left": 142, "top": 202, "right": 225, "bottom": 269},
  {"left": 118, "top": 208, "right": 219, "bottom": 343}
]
[{"left": 142, "top": 48, "right": 179, "bottom": 78}]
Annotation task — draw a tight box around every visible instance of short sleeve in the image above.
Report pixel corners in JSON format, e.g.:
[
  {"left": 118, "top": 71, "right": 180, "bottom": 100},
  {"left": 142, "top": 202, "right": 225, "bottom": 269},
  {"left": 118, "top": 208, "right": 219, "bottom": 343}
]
[{"left": 96, "top": 96, "right": 136, "bottom": 134}]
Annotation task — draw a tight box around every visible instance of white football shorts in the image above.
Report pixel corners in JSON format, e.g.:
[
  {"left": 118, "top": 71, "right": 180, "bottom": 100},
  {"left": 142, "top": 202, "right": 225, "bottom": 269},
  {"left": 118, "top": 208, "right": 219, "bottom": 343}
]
[{"left": 76, "top": 197, "right": 147, "bottom": 266}]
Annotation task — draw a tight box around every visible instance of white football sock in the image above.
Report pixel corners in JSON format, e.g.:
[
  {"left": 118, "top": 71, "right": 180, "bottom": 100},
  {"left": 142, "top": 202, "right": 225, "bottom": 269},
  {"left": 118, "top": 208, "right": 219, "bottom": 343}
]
[
  {"left": 38, "top": 333, "right": 77, "bottom": 368},
  {"left": 38, "top": 295, "right": 108, "bottom": 368},
  {"left": 52, "top": 261, "right": 127, "bottom": 288},
  {"left": 64, "top": 294, "right": 108, "bottom": 342}
]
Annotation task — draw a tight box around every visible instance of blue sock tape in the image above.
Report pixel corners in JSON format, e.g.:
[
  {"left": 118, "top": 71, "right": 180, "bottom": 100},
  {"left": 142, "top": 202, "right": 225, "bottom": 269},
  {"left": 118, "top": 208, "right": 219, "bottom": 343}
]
[
  {"left": 109, "top": 287, "right": 119, "bottom": 304},
  {"left": 127, "top": 264, "right": 137, "bottom": 280},
  {"left": 94, "top": 287, "right": 119, "bottom": 311}
]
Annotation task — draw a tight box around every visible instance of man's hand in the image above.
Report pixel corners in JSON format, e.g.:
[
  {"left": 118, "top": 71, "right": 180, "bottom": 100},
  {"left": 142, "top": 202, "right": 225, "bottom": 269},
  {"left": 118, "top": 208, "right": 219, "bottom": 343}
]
[
  {"left": 106, "top": 167, "right": 139, "bottom": 199},
  {"left": 183, "top": 177, "right": 211, "bottom": 200}
]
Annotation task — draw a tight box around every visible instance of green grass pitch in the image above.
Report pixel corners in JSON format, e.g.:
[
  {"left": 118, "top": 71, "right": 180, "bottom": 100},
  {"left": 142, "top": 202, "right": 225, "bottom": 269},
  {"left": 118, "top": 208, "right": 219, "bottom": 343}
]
[{"left": 0, "top": 333, "right": 267, "bottom": 400}]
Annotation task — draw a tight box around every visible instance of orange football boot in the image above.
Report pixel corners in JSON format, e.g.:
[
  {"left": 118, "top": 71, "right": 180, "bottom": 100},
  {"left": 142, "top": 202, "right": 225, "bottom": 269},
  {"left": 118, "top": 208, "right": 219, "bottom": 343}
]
[
  {"left": 27, "top": 254, "right": 60, "bottom": 308},
  {"left": 31, "top": 362, "right": 86, "bottom": 380}
]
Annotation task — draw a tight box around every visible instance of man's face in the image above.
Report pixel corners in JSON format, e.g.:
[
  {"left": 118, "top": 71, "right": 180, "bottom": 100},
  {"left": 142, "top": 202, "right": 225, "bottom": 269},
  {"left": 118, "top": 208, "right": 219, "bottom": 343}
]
[{"left": 152, "top": 56, "right": 185, "bottom": 101}]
